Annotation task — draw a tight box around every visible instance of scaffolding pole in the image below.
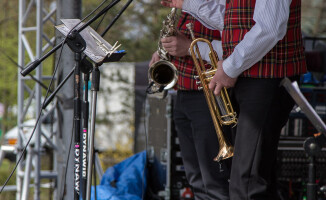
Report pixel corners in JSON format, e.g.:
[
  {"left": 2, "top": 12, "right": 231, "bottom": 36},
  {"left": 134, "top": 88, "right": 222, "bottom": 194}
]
[{"left": 17, "top": 0, "right": 58, "bottom": 199}]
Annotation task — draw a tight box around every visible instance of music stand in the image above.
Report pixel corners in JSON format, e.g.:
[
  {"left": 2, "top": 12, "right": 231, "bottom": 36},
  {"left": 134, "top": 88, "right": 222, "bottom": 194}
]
[
  {"left": 56, "top": 19, "right": 125, "bottom": 200},
  {"left": 281, "top": 77, "right": 326, "bottom": 200}
]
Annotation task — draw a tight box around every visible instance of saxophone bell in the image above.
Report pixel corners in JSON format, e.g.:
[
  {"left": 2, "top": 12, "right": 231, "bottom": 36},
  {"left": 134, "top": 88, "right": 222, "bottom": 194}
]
[{"left": 148, "top": 60, "right": 178, "bottom": 93}]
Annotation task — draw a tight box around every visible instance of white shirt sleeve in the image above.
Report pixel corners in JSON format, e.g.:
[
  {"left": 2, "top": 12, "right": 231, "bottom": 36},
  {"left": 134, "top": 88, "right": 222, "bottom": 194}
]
[
  {"left": 183, "top": 0, "right": 292, "bottom": 78},
  {"left": 196, "top": 40, "right": 223, "bottom": 61},
  {"left": 222, "top": 0, "right": 292, "bottom": 78},
  {"left": 182, "top": 0, "right": 226, "bottom": 31}
]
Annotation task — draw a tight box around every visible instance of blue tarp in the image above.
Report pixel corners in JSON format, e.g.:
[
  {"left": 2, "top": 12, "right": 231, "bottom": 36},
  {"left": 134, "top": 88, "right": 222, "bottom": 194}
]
[{"left": 91, "top": 151, "right": 147, "bottom": 200}]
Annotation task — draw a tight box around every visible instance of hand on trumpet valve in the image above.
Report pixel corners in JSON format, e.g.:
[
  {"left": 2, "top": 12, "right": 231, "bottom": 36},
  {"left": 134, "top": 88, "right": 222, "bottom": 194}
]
[{"left": 208, "top": 60, "right": 237, "bottom": 96}]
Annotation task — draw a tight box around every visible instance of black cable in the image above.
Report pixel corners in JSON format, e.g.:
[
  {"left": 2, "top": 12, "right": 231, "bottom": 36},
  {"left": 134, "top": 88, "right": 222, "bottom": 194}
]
[
  {"left": 0, "top": 0, "right": 111, "bottom": 194},
  {"left": 94, "top": 8, "right": 109, "bottom": 32},
  {"left": 0, "top": 48, "right": 51, "bottom": 92},
  {"left": 60, "top": 116, "right": 74, "bottom": 200},
  {"left": 0, "top": 37, "right": 63, "bottom": 195}
]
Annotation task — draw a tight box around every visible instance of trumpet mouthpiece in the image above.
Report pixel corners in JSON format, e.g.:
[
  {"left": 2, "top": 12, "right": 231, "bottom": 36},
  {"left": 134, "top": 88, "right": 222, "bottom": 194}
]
[
  {"left": 186, "top": 23, "right": 195, "bottom": 40},
  {"left": 186, "top": 23, "right": 193, "bottom": 29}
]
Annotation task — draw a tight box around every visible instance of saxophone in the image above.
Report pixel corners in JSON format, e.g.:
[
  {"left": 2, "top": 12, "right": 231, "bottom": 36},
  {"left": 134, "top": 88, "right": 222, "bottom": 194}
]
[{"left": 147, "top": 8, "right": 178, "bottom": 94}]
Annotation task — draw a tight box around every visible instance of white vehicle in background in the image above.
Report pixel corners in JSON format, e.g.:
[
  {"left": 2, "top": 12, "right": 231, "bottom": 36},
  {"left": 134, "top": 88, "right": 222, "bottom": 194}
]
[{"left": 0, "top": 119, "right": 55, "bottom": 164}]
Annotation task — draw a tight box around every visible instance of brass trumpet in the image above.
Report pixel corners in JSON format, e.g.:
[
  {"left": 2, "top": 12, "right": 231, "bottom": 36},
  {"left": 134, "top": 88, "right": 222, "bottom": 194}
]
[{"left": 186, "top": 23, "right": 237, "bottom": 162}]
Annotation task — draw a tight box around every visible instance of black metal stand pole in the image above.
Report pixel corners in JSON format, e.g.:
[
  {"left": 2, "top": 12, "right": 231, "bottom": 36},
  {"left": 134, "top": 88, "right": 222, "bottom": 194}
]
[
  {"left": 307, "top": 155, "right": 317, "bottom": 200},
  {"left": 81, "top": 62, "right": 92, "bottom": 199},
  {"left": 304, "top": 134, "right": 326, "bottom": 200},
  {"left": 73, "top": 52, "right": 82, "bottom": 200}
]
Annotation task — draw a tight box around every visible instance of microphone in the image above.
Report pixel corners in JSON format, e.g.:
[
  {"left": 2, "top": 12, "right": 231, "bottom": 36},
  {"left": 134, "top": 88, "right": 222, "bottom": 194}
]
[{"left": 21, "top": 59, "right": 42, "bottom": 77}]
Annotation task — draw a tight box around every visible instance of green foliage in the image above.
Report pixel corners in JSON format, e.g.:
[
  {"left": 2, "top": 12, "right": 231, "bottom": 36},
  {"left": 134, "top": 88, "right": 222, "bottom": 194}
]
[
  {"left": 0, "top": 154, "right": 55, "bottom": 200},
  {"left": 0, "top": 160, "right": 16, "bottom": 200},
  {"left": 0, "top": 0, "right": 56, "bottom": 133},
  {"left": 0, "top": 0, "right": 19, "bottom": 133},
  {"left": 82, "top": 0, "right": 171, "bottom": 62}
]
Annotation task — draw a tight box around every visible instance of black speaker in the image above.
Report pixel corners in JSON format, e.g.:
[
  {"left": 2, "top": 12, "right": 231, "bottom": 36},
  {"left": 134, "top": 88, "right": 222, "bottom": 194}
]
[{"left": 146, "top": 92, "right": 193, "bottom": 200}]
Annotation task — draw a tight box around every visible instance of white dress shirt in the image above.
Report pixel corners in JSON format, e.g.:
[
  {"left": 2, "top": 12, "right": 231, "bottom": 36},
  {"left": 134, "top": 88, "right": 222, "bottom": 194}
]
[{"left": 183, "top": 0, "right": 292, "bottom": 78}]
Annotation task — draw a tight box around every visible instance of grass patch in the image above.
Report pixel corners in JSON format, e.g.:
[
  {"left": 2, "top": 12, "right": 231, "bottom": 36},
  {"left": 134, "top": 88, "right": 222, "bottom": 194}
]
[{"left": 0, "top": 159, "right": 17, "bottom": 200}]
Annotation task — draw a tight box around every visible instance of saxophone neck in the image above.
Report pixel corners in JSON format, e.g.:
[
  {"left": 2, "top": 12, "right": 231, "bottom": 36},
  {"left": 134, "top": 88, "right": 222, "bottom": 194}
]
[
  {"left": 171, "top": 7, "right": 177, "bottom": 16},
  {"left": 158, "top": 8, "right": 179, "bottom": 60}
]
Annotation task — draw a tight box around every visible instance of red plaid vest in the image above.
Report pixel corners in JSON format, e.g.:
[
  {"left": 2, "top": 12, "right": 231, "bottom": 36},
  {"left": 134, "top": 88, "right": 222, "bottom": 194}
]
[
  {"left": 222, "top": 0, "right": 307, "bottom": 78},
  {"left": 170, "top": 12, "right": 221, "bottom": 90}
]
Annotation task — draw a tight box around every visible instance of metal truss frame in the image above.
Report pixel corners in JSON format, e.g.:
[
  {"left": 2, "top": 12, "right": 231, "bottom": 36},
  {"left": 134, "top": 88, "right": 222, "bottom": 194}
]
[{"left": 17, "top": 0, "right": 58, "bottom": 199}]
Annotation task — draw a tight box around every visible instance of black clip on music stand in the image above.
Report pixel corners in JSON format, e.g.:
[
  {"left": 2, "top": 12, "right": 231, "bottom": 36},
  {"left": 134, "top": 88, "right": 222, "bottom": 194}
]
[{"left": 281, "top": 77, "right": 326, "bottom": 200}]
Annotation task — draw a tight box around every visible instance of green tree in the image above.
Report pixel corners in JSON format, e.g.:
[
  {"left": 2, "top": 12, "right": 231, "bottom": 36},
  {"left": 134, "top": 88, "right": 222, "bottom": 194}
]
[
  {"left": 0, "top": 0, "right": 56, "bottom": 134},
  {"left": 82, "top": 0, "right": 172, "bottom": 62},
  {"left": 0, "top": 0, "right": 19, "bottom": 133}
]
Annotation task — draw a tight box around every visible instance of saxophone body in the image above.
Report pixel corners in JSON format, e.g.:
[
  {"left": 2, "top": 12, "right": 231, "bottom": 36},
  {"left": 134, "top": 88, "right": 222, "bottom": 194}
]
[{"left": 148, "top": 8, "right": 178, "bottom": 94}]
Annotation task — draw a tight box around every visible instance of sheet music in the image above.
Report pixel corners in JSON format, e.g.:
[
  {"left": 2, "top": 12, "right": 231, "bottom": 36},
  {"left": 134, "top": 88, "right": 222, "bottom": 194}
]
[
  {"left": 281, "top": 77, "right": 326, "bottom": 134},
  {"left": 55, "top": 19, "right": 117, "bottom": 63}
]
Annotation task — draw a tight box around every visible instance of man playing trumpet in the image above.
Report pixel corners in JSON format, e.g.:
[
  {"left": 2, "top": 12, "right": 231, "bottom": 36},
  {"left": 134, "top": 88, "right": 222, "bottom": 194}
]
[{"left": 160, "top": 0, "right": 307, "bottom": 199}]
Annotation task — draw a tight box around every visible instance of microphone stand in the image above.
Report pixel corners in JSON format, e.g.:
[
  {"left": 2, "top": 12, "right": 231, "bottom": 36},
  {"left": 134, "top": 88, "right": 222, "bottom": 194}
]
[
  {"left": 73, "top": 50, "right": 84, "bottom": 200},
  {"left": 281, "top": 78, "right": 326, "bottom": 200},
  {"left": 304, "top": 135, "right": 326, "bottom": 200},
  {"left": 86, "top": 1, "right": 134, "bottom": 199},
  {"left": 18, "top": 1, "right": 121, "bottom": 200},
  {"left": 81, "top": 59, "right": 93, "bottom": 200},
  {"left": 20, "top": 0, "right": 133, "bottom": 199}
]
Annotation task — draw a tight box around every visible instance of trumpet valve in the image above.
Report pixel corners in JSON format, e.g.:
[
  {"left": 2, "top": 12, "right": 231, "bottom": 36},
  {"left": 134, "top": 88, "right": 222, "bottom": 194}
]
[
  {"left": 204, "top": 69, "right": 217, "bottom": 78},
  {"left": 196, "top": 80, "right": 203, "bottom": 90}
]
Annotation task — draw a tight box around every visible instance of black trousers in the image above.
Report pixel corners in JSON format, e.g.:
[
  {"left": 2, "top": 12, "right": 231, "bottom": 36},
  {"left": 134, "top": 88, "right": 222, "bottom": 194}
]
[
  {"left": 173, "top": 90, "right": 231, "bottom": 200},
  {"left": 229, "top": 77, "right": 296, "bottom": 200}
]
